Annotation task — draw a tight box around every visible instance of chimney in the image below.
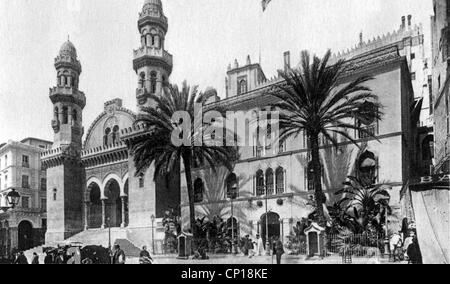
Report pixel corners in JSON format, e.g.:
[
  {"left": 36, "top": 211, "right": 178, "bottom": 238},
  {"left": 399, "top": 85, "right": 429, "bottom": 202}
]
[
  {"left": 401, "top": 16, "right": 406, "bottom": 29},
  {"left": 359, "top": 32, "right": 363, "bottom": 46},
  {"left": 284, "top": 51, "right": 291, "bottom": 72},
  {"left": 408, "top": 15, "right": 412, "bottom": 28},
  {"left": 246, "top": 55, "right": 251, "bottom": 65}
]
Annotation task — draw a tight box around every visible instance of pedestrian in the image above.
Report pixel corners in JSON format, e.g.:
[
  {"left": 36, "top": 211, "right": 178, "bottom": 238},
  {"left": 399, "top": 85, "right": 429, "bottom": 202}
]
[
  {"left": 403, "top": 231, "right": 415, "bottom": 261},
  {"left": 55, "top": 250, "right": 66, "bottom": 264},
  {"left": 256, "top": 235, "right": 264, "bottom": 256},
  {"left": 274, "top": 238, "right": 285, "bottom": 265},
  {"left": 248, "top": 237, "right": 256, "bottom": 258},
  {"left": 407, "top": 236, "right": 423, "bottom": 264},
  {"left": 112, "top": 244, "right": 126, "bottom": 264},
  {"left": 139, "top": 246, "right": 153, "bottom": 264},
  {"left": 31, "top": 252, "right": 39, "bottom": 264},
  {"left": 44, "top": 251, "right": 53, "bottom": 264},
  {"left": 14, "top": 252, "right": 28, "bottom": 264}
]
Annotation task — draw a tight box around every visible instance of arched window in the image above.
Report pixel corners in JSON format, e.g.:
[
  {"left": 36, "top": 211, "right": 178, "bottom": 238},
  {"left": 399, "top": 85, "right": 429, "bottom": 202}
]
[
  {"left": 146, "top": 34, "right": 151, "bottom": 47},
  {"left": 150, "top": 72, "right": 157, "bottom": 94},
  {"left": 53, "top": 189, "right": 57, "bottom": 201},
  {"left": 139, "top": 174, "right": 145, "bottom": 188},
  {"left": 357, "top": 101, "right": 378, "bottom": 139},
  {"left": 265, "top": 168, "right": 274, "bottom": 196},
  {"left": 54, "top": 107, "right": 59, "bottom": 121},
  {"left": 104, "top": 128, "right": 111, "bottom": 146},
  {"left": 422, "top": 135, "right": 434, "bottom": 161},
  {"left": 238, "top": 79, "right": 248, "bottom": 95},
  {"left": 357, "top": 151, "right": 378, "bottom": 186},
  {"left": 112, "top": 126, "right": 120, "bottom": 145},
  {"left": 61, "top": 76, "right": 66, "bottom": 86},
  {"left": 62, "top": 107, "right": 68, "bottom": 124},
  {"left": 72, "top": 109, "right": 78, "bottom": 125},
  {"left": 194, "top": 178, "right": 204, "bottom": 203},
  {"left": 256, "top": 170, "right": 265, "bottom": 196},
  {"left": 307, "top": 162, "right": 322, "bottom": 192},
  {"left": 276, "top": 167, "right": 285, "bottom": 194},
  {"left": 139, "top": 72, "right": 146, "bottom": 89},
  {"left": 58, "top": 76, "right": 62, "bottom": 86},
  {"left": 226, "top": 173, "right": 239, "bottom": 199}
]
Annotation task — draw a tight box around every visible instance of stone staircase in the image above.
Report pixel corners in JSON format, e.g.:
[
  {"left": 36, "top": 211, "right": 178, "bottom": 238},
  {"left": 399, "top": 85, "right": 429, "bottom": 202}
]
[{"left": 65, "top": 228, "right": 128, "bottom": 247}]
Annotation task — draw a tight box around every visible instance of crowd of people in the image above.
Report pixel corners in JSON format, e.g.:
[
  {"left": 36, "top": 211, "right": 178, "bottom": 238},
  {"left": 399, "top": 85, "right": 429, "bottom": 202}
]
[{"left": 390, "top": 230, "right": 422, "bottom": 264}]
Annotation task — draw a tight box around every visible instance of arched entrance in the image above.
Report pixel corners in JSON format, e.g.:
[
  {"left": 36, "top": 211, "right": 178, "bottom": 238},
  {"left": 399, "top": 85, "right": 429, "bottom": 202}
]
[
  {"left": 18, "top": 221, "right": 33, "bottom": 251},
  {"left": 88, "top": 183, "right": 102, "bottom": 229},
  {"left": 260, "top": 212, "right": 281, "bottom": 249},
  {"left": 104, "top": 179, "right": 122, "bottom": 228}
]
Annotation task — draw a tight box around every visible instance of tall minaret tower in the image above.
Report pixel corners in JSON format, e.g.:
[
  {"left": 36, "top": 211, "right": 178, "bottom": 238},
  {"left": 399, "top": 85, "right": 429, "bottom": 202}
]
[
  {"left": 43, "top": 40, "right": 86, "bottom": 244},
  {"left": 133, "top": 0, "right": 173, "bottom": 108}
]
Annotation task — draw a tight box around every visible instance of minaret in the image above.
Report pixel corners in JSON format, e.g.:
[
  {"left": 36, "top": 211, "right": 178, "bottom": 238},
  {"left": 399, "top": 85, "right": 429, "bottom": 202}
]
[
  {"left": 133, "top": 0, "right": 173, "bottom": 108},
  {"left": 43, "top": 40, "right": 86, "bottom": 244}
]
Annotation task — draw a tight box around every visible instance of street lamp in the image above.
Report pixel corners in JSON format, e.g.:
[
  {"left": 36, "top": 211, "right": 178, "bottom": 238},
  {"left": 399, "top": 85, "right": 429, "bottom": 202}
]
[
  {"left": 1, "top": 189, "right": 20, "bottom": 212},
  {"left": 151, "top": 214, "right": 155, "bottom": 254},
  {"left": 229, "top": 190, "right": 237, "bottom": 255},
  {"left": 265, "top": 196, "right": 271, "bottom": 256}
]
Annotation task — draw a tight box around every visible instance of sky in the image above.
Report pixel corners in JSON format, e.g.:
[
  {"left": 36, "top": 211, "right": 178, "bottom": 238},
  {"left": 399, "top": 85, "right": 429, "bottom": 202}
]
[{"left": 0, "top": 0, "right": 433, "bottom": 144}]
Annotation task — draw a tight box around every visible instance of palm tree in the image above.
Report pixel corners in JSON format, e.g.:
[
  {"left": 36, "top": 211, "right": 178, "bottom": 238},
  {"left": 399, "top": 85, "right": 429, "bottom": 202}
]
[
  {"left": 271, "top": 50, "right": 382, "bottom": 225},
  {"left": 130, "top": 82, "right": 238, "bottom": 238}
]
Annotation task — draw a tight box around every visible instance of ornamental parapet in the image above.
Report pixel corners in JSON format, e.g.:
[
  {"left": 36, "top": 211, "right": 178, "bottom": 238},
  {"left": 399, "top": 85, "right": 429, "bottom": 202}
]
[
  {"left": 49, "top": 86, "right": 86, "bottom": 109},
  {"left": 41, "top": 146, "right": 82, "bottom": 169},
  {"left": 133, "top": 47, "right": 173, "bottom": 73},
  {"left": 81, "top": 142, "right": 128, "bottom": 169},
  {"left": 120, "top": 123, "right": 155, "bottom": 146},
  {"left": 138, "top": 12, "right": 168, "bottom": 33}
]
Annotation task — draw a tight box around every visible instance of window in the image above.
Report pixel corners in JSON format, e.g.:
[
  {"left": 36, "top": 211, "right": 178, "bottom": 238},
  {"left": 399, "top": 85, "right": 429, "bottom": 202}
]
[
  {"left": 21, "top": 196, "right": 30, "bottom": 209},
  {"left": 256, "top": 170, "right": 265, "bottom": 196},
  {"left": 72, "top": 109, "right": 78, "bottom": 125},
  {"left": 4, "top": 155, "right": 7, "bottom": 167},
  {"left": 42, "top": 219, "right": 47, "bottom": 229},
  {"left": 357, "top": 101, "right": 378, "bottom": 139},
  {"left": 62, "top": 107, "right": 68, "bottom": 124},
  {"left": 112, "top": 126, "right": 120, "bottom": 144},
  {"left": 411, "top": 53, "right": 415, "bottom": 60},
  {"left": 22, "top": 155, "right": 29, "bottom": 168},
  {"left": 22, "top": 175, "right": 30, "bottom": 189},
  {"left": 139, "top": 72, "right": 146, "bottom": 89},
  {"left": 4, "top": 175, "right": 7, "bottom": 189},
  {"left": 104, "top": 128, "right": 111, "bottom": 146},
  {"left": 41, "top": 178, "right": 47, "bottom": 191},
  {"left": 53, "top": 189, "right": 57, "bottom": 201},
  {"left": 279, "top": 138, "right": 286, "bottom": 154},
  {"left": 307, "top": 162, "right": 323, "bottom": 192},
  {"left": 276, "top": 167, "right": 285, "bottom": 194},
  {"left": 54, "top": 107, "right": 59, "bottom": 121},
  {"left": 139, "top": 175, "right": 145, "bottom": 188},
  {"left": 265, "top": 168, "right": 274, "bottom": 196},
  {"left": 150, "top": 72, "right": 157, "bottom": 94},
  {"left": 194, "top": 178, "right": 204, "bottom": 203},
  {"left": 226, "top": 173, "right": 239, "bottom": 199},
  {"left": 411, "top": 72, "right": 416, "bottom": 81},
  {"left": 238, "top": 79, "right": 248, "bottom": 95},
  {"left": 41, "top": 198, "right": 47, "bottom": 211}
]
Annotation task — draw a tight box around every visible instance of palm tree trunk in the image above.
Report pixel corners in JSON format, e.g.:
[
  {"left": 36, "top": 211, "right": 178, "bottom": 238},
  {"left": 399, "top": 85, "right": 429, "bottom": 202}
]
[
  {"left": 310, "top": 134, "right": 326, "bottom": 226},
  {"left": 182, "top": 151, "right": 197, "bottom": 239}
]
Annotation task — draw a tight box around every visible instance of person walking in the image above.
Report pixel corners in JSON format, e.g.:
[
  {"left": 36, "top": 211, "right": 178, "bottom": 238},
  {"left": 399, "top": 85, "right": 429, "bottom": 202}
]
[
  {"left": 139, "top": 246, "right": 153, "bottom": 264},
  {"left": 31, "top": 252, "right": 39, "bottom": 264},
  {"left": 44, "top": 251, "right": 54, "bottom": 264},
  {"left": 14, "top": 252, "right": 28, "bottom": 264},
  {"left": 248, "top": 237, "right": 256, "bottom": 258},
  {"left": 256, "top": 235, "right": 264, "bottom": 256},
  {"left": 112, "top": 244, "right": 126, "bottom": 265},
  {"left": 274, "top": 238, "right": 285, "bottom": 265}
]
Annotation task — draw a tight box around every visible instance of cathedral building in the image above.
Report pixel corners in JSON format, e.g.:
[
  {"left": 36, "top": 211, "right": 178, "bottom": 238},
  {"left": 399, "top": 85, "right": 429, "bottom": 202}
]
[{"left": 41, "top": 0, "right": 179, "bottom": 251}]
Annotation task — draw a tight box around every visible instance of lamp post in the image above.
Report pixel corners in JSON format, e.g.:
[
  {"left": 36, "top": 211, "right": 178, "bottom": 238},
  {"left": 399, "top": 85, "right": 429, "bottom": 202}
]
[
  {"left": 1, "top": 189, "right": 20, "bottom": 212},
  {"left": 384, "top": 204, "right": 390, "bottom": 258},
  {"left": 229, "top": 189, "right": 237, "bottom": 255},
  {"left": 265, "top": 194, "right": 271, "bottom": 256},
  {"left": 151, "top": 214, "right": 155, "bottom": 254}
]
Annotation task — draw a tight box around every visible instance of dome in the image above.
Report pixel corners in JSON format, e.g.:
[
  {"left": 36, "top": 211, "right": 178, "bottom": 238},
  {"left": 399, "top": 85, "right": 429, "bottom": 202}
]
[
  {"left": 59, "top": 40, "right": 77, "bottom": 59},
  {"left": 141, "top": 0, "right": 164, "bottom": 17}
]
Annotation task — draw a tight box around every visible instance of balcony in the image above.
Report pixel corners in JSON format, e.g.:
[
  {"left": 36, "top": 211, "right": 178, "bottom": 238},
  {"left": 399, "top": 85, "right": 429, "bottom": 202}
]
[
  {"left": 133, "top": 46, "right": 173, "bottom": 72},
  {"left": 49, "top": 86, "right": 86, "bottom": 108}
]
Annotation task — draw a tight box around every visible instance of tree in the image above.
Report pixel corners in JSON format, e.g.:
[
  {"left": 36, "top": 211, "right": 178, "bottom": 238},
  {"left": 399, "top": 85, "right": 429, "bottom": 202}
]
[
  {"left": 130, "top": 82, "right": 238, "bottom": 238},
  {"left": 270, "top": 50, "right": 382, "bottom": 225}
]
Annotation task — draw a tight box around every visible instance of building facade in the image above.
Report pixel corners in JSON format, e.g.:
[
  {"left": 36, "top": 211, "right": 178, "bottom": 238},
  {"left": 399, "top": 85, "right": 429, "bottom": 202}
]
[
  {"left": 180, "top": 46, "right": 418, "bottom": 244},
  {"left": 0, "top": 138, "right": 52, "bottom": 255},
  {"left": 431, "top": 0, "right": 450, "bottom": 173},
  {"left": 41, "top": 0, "right": 179, "bottom": 251}
]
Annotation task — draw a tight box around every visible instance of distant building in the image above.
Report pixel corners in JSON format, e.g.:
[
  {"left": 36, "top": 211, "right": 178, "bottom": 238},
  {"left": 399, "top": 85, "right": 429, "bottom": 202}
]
[
  {"left": 431, "top": 0, "right": 450, "bottom": 174},
  {"left": 0, "top": 138, "right": 52, "bottom": 255}
]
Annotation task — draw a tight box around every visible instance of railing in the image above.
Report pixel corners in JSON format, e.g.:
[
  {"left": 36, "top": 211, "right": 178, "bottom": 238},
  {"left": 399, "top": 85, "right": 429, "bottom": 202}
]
[{"left": 133, "top": 46, "right": 173, "bottom": 66}]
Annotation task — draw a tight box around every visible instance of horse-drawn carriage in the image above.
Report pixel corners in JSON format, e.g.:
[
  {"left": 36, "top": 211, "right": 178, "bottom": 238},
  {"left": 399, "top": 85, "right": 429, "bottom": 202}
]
[{"left": 43, "top": 242, "right": 111, "bottom": 264}]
